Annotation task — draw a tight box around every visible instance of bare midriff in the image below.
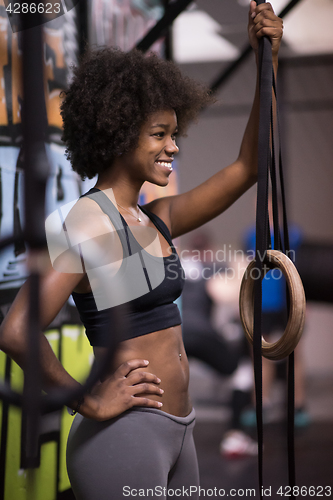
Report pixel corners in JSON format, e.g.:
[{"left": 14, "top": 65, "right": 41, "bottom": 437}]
[{"left": 94, "top": 324, "right": 192, "bottom": 417}]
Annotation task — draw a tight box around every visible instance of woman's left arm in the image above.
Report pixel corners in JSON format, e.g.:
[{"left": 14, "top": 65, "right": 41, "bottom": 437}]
[{"left": 149, "top": 2, "right": 283, "bottom": 238}]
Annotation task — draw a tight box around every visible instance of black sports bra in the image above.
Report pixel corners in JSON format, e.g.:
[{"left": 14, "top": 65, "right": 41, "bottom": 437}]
[{"left": 71, "top": 188, "right": 185, "bottom": 346}]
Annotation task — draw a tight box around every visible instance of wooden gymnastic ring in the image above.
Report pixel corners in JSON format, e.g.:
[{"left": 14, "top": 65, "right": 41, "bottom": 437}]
[{"left": 239, "top": 249, "right": 306, "bottom": 360}]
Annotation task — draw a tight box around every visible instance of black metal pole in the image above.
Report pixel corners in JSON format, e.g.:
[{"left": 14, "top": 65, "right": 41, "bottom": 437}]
[
  {"left": 78, "top": 0, "right": 89, "bottom": 56},
  {"left": 136, "top": 0, "right": 193, "bottom": 53},
  {"left": 0, "top": 0, "right": 130, "bottom": 418},
  {"left": 21, "top": 10, "right": 49, "bottom": 468},
  {"left": 210, "top": 0, "right": 304, "bottom": 93},
  {"left": 163, "top": 0, "right": 173, "bottom": 61}
]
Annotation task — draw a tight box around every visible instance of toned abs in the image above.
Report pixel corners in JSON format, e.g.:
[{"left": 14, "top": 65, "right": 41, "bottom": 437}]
[{"left": 94, "top": 325, "right": 191, "bottom": 417}]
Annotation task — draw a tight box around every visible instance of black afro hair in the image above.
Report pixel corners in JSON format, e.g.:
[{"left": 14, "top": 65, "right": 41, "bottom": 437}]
[{"left": 60, "top": 47, "right": 213, "bottom": 180}]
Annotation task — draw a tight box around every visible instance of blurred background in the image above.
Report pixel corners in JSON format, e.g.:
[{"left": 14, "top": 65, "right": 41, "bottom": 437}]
[
  {"left": 174, "top": 0, "right": 333, "bottom": 493},
  {"left": 0, "top": 0, "right": 332, "bottom": 498},
  {"left": 176, "top": 0, "right": 333, "bottom": 375}
]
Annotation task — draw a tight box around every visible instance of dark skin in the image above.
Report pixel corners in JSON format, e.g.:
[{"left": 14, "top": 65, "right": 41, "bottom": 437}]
[{"left": 0, "top": 3, "right": 283, "bottom": 420}]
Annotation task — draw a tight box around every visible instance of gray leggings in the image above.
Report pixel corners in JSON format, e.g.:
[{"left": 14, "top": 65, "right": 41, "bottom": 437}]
[{"left": 67, "top": 407, "right": 199, "bottom": 500}]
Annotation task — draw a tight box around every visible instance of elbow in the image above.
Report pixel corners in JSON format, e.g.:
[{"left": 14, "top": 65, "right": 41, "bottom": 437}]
[
  {"left": 246, "top": 168, "right": 258, "bottom": 191},
  {"left": 0, "top": 323, "right": 10, "bottom": 354},
  {"left": 249, "top": 170, "right": 258, "bottom": 187},
  {"left": 244, "top": 160, "right": 258, "bottom": 186},
  {"left": 0, "top": 320, "right": 26, "bottom": 364},
  {"left": 236, "top": 157, "right": 258, "bottom": 189}
]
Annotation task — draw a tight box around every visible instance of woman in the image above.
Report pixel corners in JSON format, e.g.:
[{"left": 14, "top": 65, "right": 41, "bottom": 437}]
[{"left": 0, "top": 3, "right": 282, "bottom": 499}]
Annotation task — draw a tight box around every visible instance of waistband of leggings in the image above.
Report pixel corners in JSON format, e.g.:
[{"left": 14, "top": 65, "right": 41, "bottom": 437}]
[{"left": 129, "top": 407, "right": 196, "bottom": 426}]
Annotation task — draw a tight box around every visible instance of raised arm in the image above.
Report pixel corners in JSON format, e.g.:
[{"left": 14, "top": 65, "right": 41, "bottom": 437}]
[{"left": 147, "top": 2, "right": 283, "bottom": 238}]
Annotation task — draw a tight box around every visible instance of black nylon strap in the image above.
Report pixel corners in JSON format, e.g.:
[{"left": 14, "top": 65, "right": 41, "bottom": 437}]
[
  {"left": 272, "top": 74, "right": 296, "bottom": 496},
  {"left": 269, "top": 100, "right": 282, "bottom": 251},
  {"left": 254, "top": 2, "right": 296, "bottom": 497},
  {"left": 254, "top": 33, "right": 272, "bottom": 499}
]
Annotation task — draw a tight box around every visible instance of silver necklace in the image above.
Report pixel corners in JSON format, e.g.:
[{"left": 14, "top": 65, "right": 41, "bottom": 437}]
[{"left": 116, "top": 202, "right": 142, "bottom": 222}]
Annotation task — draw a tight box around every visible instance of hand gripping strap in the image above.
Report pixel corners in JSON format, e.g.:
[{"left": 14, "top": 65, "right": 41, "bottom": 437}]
[{"left": 250, "top": 2, "right": 302, "bottom": 497}]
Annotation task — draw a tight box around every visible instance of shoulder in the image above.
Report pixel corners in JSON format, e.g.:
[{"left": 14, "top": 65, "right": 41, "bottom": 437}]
[
  {"left": 46, "top": 195, "right": 122, "bottom": 274},
  {"left": 65, "top": 195, "right": 115, "bottom": 240}
]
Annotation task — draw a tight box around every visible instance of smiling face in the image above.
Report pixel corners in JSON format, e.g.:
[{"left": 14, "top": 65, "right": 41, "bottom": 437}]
[{"left": 121, "top": 109, "right": 179, "bottom": 187}]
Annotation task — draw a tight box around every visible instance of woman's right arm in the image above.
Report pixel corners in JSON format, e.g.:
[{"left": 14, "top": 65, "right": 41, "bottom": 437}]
[{"left": 0, "top": 259, "right": 163, "bottom": 421}]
